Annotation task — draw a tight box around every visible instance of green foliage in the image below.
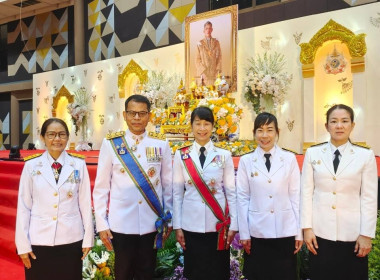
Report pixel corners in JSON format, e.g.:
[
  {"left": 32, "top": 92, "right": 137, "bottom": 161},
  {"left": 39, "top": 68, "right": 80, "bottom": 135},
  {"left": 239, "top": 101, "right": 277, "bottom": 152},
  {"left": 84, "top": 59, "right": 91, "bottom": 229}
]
[
  {"left": 247, "top": 52, "right": 287, "bottom": 75},
  {"left": 369, "top": 211, "right": 380, "bottom": 280},
  {"left": 154, "top": 232, "right": 183, "bottom": 277},
  {"left": 244, "top": 87, "right": 261, "bottom": 115}
]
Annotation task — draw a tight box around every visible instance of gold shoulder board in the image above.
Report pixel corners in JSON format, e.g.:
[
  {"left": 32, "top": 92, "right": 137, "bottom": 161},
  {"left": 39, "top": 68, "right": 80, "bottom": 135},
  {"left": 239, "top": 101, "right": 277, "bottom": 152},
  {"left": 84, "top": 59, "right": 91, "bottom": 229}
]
[
  {"left": 106, "top": 131, "right": 125, "bottom": 140},
  {"left": 148, "top": 132, "right": 166, "bottom": 141},
  {"left": 310, "top": 142, "right": 327, "bottom": 147},
  {"left": 352, "top": 142, "right": 370, "bottom": 149},
  {"left": 24, "top": 153, "right": 42, "bottom": 162},
  {"left": 281, "top": 147, "right": 298, "bottom": 154},
  {"left": 68, "top": 153, "right": 86, "bottom": 159}
]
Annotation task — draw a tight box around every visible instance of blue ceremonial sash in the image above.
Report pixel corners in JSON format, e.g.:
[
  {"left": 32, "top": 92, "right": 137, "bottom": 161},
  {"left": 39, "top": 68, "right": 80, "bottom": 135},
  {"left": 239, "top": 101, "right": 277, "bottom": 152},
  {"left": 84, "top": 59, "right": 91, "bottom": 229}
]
[{"left": 110, "top": 136, "right": 171, "bottom": 249}]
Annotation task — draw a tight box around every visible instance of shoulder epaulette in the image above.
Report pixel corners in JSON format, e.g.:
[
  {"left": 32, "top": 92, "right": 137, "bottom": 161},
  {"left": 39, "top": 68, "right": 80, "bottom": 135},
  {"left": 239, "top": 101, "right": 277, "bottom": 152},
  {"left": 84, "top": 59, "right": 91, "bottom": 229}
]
[
  {"left": 68, "top": 152, "right": 86, "bottom": 159},
  {"left": 352, "top": 142, "right": 370, "bottom": 149},
  {"left": 310, "top": 142, "right": 327, "bottom": 147},
  {"left": 148, "top": 132, "right": 166, "bottom": 141},
  {"left": 24, "top": 153, "right": 42, "bottom": 162},
  {"left": 281, "top": 147, "right": 299, "bottom": 154},
  {"left": 106, "top": 131, "right": 125, "bottom": 140},
  {"left": 213, "top": 143, "right": 229, "bottom": 150},
  {"left": 238, "top": 150, "right": 255, "bottom": 156},
  {"left": 179, "top": 144, "right": 192, "bottom": 150}
]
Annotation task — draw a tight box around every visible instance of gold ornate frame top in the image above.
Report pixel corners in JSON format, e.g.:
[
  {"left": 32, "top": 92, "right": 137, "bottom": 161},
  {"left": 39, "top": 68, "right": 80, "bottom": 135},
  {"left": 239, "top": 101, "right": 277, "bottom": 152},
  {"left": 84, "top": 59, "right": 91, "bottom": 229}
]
[
  {"left": 118, "top": 59, "right": 148, "bottom": 98},
  {"left": 185, "top": 5, "right": 238, "bottom": 91},
  {"left": 52, "top": 85, "right": 74, "bottom": 117},
  {"left": 299, "top": 19, "right": 367, "bottom": 77}
]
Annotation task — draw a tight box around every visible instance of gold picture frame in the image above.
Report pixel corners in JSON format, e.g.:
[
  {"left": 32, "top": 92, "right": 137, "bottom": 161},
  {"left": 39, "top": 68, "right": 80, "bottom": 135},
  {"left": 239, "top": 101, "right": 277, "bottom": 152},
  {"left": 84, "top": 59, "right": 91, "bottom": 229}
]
[{"left": 185, "top": 5, "right": 238, "bottom": 91}]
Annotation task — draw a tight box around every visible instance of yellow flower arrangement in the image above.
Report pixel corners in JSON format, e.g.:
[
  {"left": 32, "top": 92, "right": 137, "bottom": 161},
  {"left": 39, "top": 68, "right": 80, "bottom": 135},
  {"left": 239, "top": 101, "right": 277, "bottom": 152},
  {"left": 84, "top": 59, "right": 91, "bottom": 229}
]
[{"left": 189, "top": 97, "right": 244, "bottom": 136}]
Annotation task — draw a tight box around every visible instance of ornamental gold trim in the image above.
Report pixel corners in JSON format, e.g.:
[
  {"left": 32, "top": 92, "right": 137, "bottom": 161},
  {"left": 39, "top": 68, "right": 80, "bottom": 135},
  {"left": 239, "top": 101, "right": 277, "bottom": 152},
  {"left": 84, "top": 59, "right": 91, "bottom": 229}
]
[
  {"left": 185, "top": 5, "right": 238, "bottom": 91},
  {"left": 118, "top": 59, "right": 148, "bottom": 98},
  {"left": 299, "top": 19, "right": 367, "bottom": 69},
  {"left": 52, "top": 85, "right": 74, "bottom": 117}
]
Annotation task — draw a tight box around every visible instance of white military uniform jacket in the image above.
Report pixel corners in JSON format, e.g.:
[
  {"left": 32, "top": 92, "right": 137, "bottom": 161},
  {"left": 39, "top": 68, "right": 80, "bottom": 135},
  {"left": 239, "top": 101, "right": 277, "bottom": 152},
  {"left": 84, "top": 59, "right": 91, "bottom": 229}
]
[
  {"left": 173, "top": 141, "right": 238, "bottom": 232},
  {"left": 301, "top": 141, "right": 378, "bottom": 241},
  {"left": 15, "top": 151, "right": 94, "bottom": 255},
  {"left": 93, "top": 130, "right": 173, "bottom": 235},
  {"left": 236, "top": 146, "right": 302, "bottom": 240}
]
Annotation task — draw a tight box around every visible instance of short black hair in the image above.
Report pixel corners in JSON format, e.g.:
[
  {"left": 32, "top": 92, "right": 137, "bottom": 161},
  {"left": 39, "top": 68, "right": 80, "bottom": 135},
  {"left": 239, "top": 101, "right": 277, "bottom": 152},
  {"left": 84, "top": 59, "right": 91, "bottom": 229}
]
[
  {"left": 253, "top": 112, "right": 279, "bottom": 136},
  {"left": 125, "top": 94, "right": 151, "bottom": 112},
  {"left": 204, "top": 21, "right": 213, "bottom": 28},
  {"left": 326, "top": 104, "right": 354, "bottom": 123},
  {"left": 191, "top": 107, "right": 214, "bottom": 125},
  {"left": 40, "top": 118, "right": 69, "bottom": 137}
]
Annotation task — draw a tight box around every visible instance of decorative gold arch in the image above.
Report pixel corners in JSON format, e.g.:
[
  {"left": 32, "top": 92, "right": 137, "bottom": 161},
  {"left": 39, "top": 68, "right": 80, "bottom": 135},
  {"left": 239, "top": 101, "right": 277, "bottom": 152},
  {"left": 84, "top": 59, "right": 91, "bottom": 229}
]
[
  {"left": 51, "top": 85, "right": 74, "bottom": 117},
  {"left": 118, "top": 59, "right": 148, "bottom": 98},
  {"left": 299, "top": 19, "right": 367, "bottom": 77}
]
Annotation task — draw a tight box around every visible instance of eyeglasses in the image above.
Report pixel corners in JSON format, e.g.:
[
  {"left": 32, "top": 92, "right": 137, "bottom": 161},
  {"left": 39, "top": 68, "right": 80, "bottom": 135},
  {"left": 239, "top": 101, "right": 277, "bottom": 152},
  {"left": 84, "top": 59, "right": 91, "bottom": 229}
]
[
  {"left": 125, "top": 111, "right": 149, "bottom": 118},
  {"left": 45, "top": 132, "right": 68, "bottom": 140}
]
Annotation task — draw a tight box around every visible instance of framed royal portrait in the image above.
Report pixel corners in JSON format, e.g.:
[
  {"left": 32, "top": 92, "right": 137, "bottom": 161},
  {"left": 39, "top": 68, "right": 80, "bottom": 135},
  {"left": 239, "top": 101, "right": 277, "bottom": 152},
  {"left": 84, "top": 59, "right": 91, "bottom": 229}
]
[{"left": 185, "top": 5, "right": 238, "bottom": 91}]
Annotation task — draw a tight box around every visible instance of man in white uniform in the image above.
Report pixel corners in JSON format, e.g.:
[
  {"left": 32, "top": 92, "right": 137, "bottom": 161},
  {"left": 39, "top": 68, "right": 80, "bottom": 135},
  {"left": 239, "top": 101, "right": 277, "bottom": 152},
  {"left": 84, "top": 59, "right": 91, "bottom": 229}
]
[{"left": 93, "top": 94, "right": 173, "bottom": 280}]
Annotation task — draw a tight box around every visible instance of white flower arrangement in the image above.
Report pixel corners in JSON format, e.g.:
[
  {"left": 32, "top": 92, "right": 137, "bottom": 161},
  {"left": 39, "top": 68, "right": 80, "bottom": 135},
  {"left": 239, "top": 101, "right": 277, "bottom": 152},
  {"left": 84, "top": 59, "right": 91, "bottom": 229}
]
[
  {"left": 67, "top": 87, "right": 91, "bottom": 136},
  {"left": 138, "top": 70, "right": 181, "bottom": 109},
  {"left": 244, "top": 52, "right": 292, "bottom": 114}
]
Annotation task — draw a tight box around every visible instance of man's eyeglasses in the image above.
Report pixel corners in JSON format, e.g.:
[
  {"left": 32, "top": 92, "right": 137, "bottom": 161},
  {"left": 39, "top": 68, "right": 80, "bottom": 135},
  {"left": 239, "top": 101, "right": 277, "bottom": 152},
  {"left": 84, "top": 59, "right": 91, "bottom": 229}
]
[
  {"left": 45, "top": 132, "right": 68, "bottom": 140},
  {"left": 125, "top": 111, "right": 149, "bottom": 118}
]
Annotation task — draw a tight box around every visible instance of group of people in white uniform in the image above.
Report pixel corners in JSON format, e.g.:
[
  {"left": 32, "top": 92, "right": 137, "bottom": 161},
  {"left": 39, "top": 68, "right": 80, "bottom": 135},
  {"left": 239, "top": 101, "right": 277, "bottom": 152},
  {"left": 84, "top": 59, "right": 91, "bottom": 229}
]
[{"left": 15, "top": 95, "right": 377, "bottom": 280}]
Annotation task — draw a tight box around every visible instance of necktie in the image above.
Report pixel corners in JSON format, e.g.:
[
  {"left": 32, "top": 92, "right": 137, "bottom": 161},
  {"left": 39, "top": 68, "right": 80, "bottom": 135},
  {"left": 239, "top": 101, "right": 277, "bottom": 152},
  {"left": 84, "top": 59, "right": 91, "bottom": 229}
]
[
  {"left": 52, "top": 162, "right": 62, "bottom": 183},
  {"left": 264, "top": 154, "right": 271, "bottom": 172},
  {"left": 333, "top": 150, "right": 340, "bottom": 173},
  {"left": 200, "top": 147, "right": 206, "bottom": 168}
]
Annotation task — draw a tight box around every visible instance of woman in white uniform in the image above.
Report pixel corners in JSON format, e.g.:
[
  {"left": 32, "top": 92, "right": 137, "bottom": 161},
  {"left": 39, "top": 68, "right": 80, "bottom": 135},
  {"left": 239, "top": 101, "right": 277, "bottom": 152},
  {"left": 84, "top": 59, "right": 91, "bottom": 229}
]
[
  {"left": 236, "top": 112, "right": 302, "bottom": 280},
  {"left": 301, "top": 104, "right": 378, "bottom": 280},
  {"left": 15, "top": 118, "right": 93, "bottom": 280},
  {"left": 173, "top": 107, "right": 237, "bottom": 280}
]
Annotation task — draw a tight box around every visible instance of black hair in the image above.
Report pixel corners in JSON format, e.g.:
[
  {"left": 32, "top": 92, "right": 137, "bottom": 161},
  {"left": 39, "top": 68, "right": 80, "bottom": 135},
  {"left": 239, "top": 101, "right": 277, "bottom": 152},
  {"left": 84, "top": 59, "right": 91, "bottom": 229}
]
[
  {"left": 40, "top": 118, "right": 69, "bottom": 137},
  {"left": 125, "top": 94, "right": 151, "bottom": 112},
  {"left": 191, "top": 107, "right": 215, "bottom": 125},
  {"left": 326, "top": 104, "right": 354, "bottom": 123},
  {"left": 204, "top": 21, "right": 213, "bottom": 28},
  {"left": 253, "top": 112, "right": 279, "bottom": 136}
]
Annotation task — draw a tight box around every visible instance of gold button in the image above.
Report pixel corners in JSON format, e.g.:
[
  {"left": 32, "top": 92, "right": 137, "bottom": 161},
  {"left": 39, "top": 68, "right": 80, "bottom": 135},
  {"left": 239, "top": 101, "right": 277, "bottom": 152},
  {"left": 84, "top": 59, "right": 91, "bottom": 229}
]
[
  {"left": 202, "top": 201, "right": 205, "bottom": 204},
  {"left": 332, "top": 205, "right": 336, "bottom": 209},
  {"left": 53, "top": 216, "right": 57, "bottom": 220},
  {"left": 138, "top": 200, "right": 142, "bottom": 204},
  {"left": 268, "top": 179, "right": 272, "bottom": 183},
  {"left": 333, "top": 177, "right": 336, "bottom": 181},
  {"left": 53, "top": 192, "right": 58, "bottom": 196},
  {"left": 333, "top": 192, "right": 336, "bottom": 195},
  {"left": 137, "top": 154, "right": 141, "bottom": 158},
  {"left": 120, "top": 168, "right": 125, "bottom": 173},
  {"left": 269, "top": 195, "right": 273, "bottom": 198},
  {"left": 270, "top": 210, "right": 274, "bottom": 213},
  {"left": 53, "top": 204, "right": 57, "bottom": 208}
]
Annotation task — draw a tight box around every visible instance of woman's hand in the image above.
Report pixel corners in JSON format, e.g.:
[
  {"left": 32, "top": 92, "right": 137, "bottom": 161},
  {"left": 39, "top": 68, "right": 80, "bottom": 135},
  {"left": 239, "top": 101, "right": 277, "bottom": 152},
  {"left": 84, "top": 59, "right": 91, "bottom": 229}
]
[
  {"left": 99, "top": 229, "right": 113, "bottom": 251},
  {"left": 225, "top": 230, "right": 237, "bottom": 249},
  {"left": 81, "top": 247, "right": 91, "bottom": 260},
  {"left": 294, "top": 240, "right": 303, "bottom": 254},
  {"left": 355, "top": 235, "right": 372, "bottom": 257},
  {"left": 175, "top": 229, "right": 186, "bottom": 250},
  {"left": 19, "top": 251, "right": 36, "bottom": 269},
  {"left": 240, "top": 239, "right": 251, "bottom": 255},
  {"left": 304, "top": 228, "right": 318, "bottom": 255}
]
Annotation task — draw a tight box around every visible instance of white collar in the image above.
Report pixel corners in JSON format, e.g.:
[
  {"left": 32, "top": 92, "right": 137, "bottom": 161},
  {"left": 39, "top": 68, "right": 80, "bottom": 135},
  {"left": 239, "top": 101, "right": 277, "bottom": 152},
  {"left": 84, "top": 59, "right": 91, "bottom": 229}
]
[
  {"left": 329, "top": 141, "right": 348, "bottom": 155},
  {"left": 125, "top": 130, "right": 146, "bottom": 141},
  {"left": 193, "top": 140, "right": 212, "bottom": 154},
  {"left": 47, "top": 151, "right": 65, "bottom": 166}
]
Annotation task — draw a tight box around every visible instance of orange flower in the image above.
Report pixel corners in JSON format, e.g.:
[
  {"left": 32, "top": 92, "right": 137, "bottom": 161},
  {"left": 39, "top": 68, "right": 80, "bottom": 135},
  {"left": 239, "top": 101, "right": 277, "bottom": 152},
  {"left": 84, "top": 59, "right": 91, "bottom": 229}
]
[
  {"left": 100, "top": 267, "right": 111, "bottom": 276},
  {"left": 218, "top": 119, "right": 226, "bottom": 126},
  {"left": 216, "top": 128, "right": 225, "bottom": 135},
  {"left": 230, "top": 125, "right": 237, "bottom": 133},
  {"left": 226, "top": 115, "right": 232, "bottom": 126}
]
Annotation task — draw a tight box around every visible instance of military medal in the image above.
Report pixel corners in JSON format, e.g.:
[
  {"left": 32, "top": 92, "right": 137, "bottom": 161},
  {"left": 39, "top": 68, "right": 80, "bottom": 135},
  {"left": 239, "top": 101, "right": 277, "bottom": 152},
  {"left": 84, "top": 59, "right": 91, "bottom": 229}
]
[
  {"left": 74, "top": 170, "right": 80, "bottom": 183},
  {"left": 147, "top": 167, "right": 156, "bottom": 178},
  {"left": 211, "top": 187, "right": 217, "bottom": 195},
  {"left": 155, "top": 178, "right": 160, "bottom": 187},
  {"left": 209, "top": 178, "right": 216, "bottom": 187},
  {"left": 131, "top": 145, "right": 137, "bottom": 151},
  {"left": 53, "top": 169, "right": 59, "bottom": 181},
  {"left": 119, "top": 147, "right": 126, "bottom": 155}
]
